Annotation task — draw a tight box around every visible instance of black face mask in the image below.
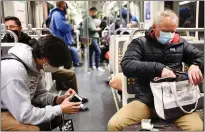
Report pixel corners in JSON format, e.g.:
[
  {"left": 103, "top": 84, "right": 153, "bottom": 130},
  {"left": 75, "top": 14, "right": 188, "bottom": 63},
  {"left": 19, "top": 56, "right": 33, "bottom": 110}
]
[
  {"left": 64, "top": 8, "right": 67, "bottom": 14},
  {"left": 92, "top": 15, "right": 96, "bottom": 19},
  {"left": 11, "top": 30, "right": 20, "bottom": 37},
  {"left": 64, "top": 4, "right": 68, "bottom": 14}
]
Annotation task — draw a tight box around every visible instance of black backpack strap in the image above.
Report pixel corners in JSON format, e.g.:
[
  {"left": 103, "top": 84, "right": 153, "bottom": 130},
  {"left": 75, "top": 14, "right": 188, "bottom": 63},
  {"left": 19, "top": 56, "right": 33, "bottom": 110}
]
[{"left": 1, "top": 53, "right": 27, "bottom": 69}]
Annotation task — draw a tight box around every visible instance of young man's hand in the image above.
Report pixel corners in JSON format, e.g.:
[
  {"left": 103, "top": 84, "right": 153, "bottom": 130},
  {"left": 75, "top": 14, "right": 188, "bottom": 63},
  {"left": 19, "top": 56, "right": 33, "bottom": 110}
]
[
  {"left": 60, "top": 96, "right": 81, "bottom": 114},
  {"left": 56, "top": 88, "right": 77, "bottom": 104},
  {"left": 65, "top": 88, "right": 76, "bottom": 96}
]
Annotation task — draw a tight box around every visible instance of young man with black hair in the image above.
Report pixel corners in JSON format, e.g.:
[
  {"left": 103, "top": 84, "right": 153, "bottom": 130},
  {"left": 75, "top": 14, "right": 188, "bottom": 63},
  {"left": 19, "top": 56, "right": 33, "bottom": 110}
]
[
  {"left": 1, "top": 35, "right": 81, "bottom": 131},
  {"left": 83, "top": 7, "right": 105, "bottom": 72},
  {"left": 1, "top": 15, "right": 88, "bottom": 106}
]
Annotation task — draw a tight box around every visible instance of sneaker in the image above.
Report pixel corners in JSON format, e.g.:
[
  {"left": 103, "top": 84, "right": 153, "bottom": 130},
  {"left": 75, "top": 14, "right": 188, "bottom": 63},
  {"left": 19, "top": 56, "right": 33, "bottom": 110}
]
[
  {"left": 81, "top": 97, "right": 88, "bottom": 104},
  {"left": 74, "top": 63, "right": 83, "bottom": 67},
  {"left": 79, "top": 104, "right": 89, "bottom": 112},
  {"left": 92, "top": 66, "right": 96, "bottom": 70},
  {"left": 97, "top": 67, "right": 105, "bottom": 72}
]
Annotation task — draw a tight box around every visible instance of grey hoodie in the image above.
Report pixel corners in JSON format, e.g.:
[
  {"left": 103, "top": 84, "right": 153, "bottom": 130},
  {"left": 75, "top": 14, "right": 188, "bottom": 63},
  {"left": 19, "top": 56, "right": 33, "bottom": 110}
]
[{"left": 1, "top": 43, "right": 62, "bottom": 125}]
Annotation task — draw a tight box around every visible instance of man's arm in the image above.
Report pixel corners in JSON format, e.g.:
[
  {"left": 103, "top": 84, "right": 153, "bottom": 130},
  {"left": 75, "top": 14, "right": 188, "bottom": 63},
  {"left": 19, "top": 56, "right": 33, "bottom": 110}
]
[
  {"left": 32, "top": 75, "right": 57, "bottom": 106},
  {"left": 182, "top": 40, "right": 204, "bottom": 72},
  {"left": 1, "top": 79, "right": 62, "bottom": 125},
  {"left": 53, "top": 12, "right": 72, "bottom": 33},
  {"left": 121, "top": 38, "right": 166, "bottom": 78},
  {"left": 88, "top": 17, "right": 100, "bottom": 33},
  {"left": 182, "top": 40, "right": 204, "bottom": 85}
]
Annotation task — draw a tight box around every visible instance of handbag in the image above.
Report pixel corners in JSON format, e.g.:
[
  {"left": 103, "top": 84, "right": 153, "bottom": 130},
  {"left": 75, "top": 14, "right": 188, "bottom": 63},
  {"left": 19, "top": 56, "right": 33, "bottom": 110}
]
[
  {"left": 150, "top": 72, "right": 201, "bottom": 121},
  {"left": 80, "top": 36, "right": 92, "bottom": 46}
]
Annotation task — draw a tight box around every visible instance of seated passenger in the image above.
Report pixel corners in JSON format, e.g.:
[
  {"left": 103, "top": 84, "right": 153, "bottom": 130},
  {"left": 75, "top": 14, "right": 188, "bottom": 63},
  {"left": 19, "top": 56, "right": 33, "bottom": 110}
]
[
  {"left": 1, "top": 35, "right": 81, "bottom": 131},
  {"left": 1, "top": 15, "right": 88, "bottom": 106},
  {"left": 108, "top": 10, "right": 204, "bottom": 131},
  {"left": 49, "top": 1, "right": 82, "bottom": 67},
  {"left": 1, "top": 16, "right": 31, "bottom": 44},
  {"left": 121, "top": 7, "right": 139, "bottom": 28}
]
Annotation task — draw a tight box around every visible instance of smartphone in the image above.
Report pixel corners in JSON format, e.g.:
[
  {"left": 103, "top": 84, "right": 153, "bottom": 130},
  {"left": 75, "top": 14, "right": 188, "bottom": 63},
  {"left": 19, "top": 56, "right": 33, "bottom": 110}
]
[{"left": 69, "top": 94, "right": 83, "bottom": 102}]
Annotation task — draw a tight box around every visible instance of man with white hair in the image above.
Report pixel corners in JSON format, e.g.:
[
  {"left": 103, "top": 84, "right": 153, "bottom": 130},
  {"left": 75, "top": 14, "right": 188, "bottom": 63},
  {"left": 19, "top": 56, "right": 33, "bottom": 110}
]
[{"left": 107, "top": 10, "right": 204, "bottom": 131}]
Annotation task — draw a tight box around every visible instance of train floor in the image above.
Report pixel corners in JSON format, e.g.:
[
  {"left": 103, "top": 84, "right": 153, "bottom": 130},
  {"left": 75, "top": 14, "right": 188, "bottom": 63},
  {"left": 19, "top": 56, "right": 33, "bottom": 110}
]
[{"left": 50, "top": 63, "right": 117, "bottom": 131}]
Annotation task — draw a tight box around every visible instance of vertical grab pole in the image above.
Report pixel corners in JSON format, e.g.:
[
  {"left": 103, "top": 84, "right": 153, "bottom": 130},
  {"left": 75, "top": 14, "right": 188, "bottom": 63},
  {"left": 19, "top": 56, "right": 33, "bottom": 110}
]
[
  {"left": 84, "top": 1, "right": 90, "bottom": 73},
  {"left": 25, "top": 1, "right": 29, "bottom": 28},
  {"left": 120, "top": 1, "right": 123, "bottom": 27},
  {"left": 127, "top": 1, "right": 130, "bottom": 27},
  {"left": 0, "top": 1, "right": 5, "bottom": 23},
  {"left": 195, "top": 1, "right": 199, "bottom": 40},
  {"left": 42, "top": 1, "right": 46, "bottom": 27}
]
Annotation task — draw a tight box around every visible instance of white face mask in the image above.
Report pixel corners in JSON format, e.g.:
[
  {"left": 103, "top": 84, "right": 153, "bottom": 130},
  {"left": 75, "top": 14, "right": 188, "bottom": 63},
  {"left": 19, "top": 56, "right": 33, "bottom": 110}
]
[{"left": 43, "top": 64, "right": 59, "bottom": 73}]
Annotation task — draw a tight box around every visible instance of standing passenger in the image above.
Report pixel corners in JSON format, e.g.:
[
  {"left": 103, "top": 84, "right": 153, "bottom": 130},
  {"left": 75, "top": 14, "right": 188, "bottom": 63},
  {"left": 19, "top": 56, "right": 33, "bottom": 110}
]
[
  {"left": 83, "top": 7, "right": 105, "bottom": 71},
  {"left": 49, "top": 1, "right": 82, "bottom": 67}
]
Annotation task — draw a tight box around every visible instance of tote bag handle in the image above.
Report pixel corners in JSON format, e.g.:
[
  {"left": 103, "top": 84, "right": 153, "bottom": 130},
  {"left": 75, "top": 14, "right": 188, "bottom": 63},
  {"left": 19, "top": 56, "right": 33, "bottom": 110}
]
[{"left": 170, "top": 82, "right": 199, "bottom": 113}]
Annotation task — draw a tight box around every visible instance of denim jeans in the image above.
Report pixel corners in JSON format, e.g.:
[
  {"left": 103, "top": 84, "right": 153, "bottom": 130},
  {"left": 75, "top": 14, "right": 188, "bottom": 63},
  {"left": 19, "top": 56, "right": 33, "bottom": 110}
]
[
  {"left": 89, "top": 38, "right": 101, "bottom": 68},
  {"left": 69, "top": 46, "right": 80, "bottom": 65}
]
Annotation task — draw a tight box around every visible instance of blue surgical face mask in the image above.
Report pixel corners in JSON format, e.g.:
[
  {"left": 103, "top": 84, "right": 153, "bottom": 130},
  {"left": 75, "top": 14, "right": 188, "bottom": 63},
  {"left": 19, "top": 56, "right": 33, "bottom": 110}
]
[{"left": 157, "top": 31, "right": 174, "bottom": 45}]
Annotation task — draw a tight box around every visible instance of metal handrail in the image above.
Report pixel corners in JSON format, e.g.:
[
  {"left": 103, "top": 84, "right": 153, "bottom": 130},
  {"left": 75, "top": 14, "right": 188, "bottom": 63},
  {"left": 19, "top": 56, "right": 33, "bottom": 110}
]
[
  {"left": 23, "top": 27, "right": 52, "bottom": 34},
  {"left": 114, "top": 27, "right": 125, "bottom": 35},
  {"left": 1, "top": 24, "right": 18, "bottom": 43},
  {"left": 120, "top": 28, "right": 138, "bottom": 36},
  {"left": 129, "top": 29, "right": 147, "bottom": 40},
  {"left": 176, "top": 28, "right": 204, "bottom": 32}
]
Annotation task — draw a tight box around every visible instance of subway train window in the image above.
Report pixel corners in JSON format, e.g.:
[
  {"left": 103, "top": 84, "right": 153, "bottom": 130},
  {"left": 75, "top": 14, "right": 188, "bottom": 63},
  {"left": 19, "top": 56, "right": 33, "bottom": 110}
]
[{"left": 0, "top": 0, "right": 204, "bottom": 131}]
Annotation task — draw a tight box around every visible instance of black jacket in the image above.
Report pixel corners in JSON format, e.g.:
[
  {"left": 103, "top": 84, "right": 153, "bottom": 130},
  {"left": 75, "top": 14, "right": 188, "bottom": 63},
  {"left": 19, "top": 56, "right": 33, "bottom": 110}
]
[
  {"left": 1, "top": 32, "right": 32, "bottom": 45},
  {"left": 121, "top": 29, "right": 204, "bottom": 107}
]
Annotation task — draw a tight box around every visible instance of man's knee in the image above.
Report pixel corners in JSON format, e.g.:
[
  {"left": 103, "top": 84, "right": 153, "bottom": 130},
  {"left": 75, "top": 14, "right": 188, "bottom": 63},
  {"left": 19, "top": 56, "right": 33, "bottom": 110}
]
[
  {"left": 175, "top": 112, "right": 203, "bottom": 131},
  {"left": 181, "top": 122, "right": 203, "bottom": 131},
  {"left": 191, "top": 123, "right": 203, "bottom": 131},
  {"left": 67, "top": 71, "right": 76, "bottom": 78},
  {"left": 25, "top": 126, "right": 40, "bottom": 131},
  {"left": 1, "top": 112, "right": 40, "bottom": 131},
  {"left": 107, "top": 117, "right": 123, "bottom": 131},
  {"left": 60, "top": 70, "right": 76, "bottom": 79}
]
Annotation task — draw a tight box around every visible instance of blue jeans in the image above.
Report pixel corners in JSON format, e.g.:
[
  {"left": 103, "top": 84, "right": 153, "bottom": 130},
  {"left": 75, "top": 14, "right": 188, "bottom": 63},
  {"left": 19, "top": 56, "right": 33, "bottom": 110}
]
[
  {"left": 70, "top": 46, "right": 80, "bottom": 65},
  {"left": 89, "top": 38, "right": 101, "bottom": 68}
]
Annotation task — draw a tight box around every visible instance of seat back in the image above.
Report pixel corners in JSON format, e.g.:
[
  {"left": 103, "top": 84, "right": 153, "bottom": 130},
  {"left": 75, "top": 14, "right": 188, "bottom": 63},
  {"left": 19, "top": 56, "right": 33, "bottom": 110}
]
[{"left": 121, "top": 29, "right": 147, "bottom": 106}]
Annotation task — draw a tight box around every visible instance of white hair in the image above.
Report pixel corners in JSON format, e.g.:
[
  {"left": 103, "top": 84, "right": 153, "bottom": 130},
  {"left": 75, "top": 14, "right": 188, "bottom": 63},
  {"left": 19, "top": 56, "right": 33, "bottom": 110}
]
[{"left": 153, "top": 10, "right": 179, "bottom": 26}]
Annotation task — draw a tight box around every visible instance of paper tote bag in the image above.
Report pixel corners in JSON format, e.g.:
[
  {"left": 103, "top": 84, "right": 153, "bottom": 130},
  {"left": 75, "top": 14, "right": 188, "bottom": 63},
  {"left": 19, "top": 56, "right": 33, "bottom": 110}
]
[{"left": 150, "top": 78, "right": 201, "bottom": 121}]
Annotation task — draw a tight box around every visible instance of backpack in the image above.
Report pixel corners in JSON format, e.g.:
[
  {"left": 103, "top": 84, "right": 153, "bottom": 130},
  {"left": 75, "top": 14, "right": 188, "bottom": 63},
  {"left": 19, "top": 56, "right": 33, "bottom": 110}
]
[
  {"left": 45, "top": 17, "right": 51, "bottom": 28},
  {"left": 1, "top": 54, "right": 27, "bottom": 69}
]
